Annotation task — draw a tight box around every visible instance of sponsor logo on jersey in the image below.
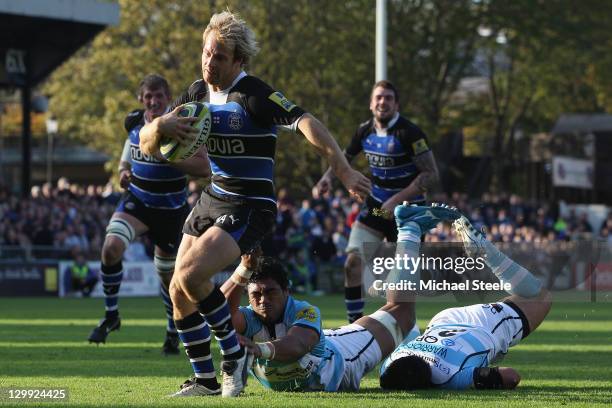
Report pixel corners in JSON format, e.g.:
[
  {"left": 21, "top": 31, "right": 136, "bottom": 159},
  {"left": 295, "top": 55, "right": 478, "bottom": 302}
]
[
  {"left": 130, "top": 145, "right": 162, "bottom": 163},
  {"left": 365, "top": 152, "right": 395, "bottom": 167},
  {"left": 296, "top": 307, "right": 318, "bottom": 323},
  {"left": 269, "top": 92, "right": 297, "bottom": 112},
  {"left": 406, "top": 342, "right": 448, "bottom": 358},
  {"left": 206, "top": 137, "right": 246, "bottom": 155},
  {"left": 412, "top": 138, "right": 429, "bottom": 155},
  {"left": 228, "top": 112, "right": 244, "bottom": 130}
]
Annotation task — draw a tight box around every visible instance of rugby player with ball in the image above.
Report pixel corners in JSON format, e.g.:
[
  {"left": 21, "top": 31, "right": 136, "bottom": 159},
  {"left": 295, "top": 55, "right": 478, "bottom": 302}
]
[
  {"left": 88, "top": 74, "right": 210, "bottom": 356},
  {"left": 139, "top": 11, "right": 370, "bottom": 397}
]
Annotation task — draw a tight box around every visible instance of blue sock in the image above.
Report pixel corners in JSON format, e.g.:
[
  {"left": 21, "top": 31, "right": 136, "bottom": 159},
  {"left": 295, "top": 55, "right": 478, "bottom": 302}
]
[
  {"left": 345, "top": 285, "right": 364, "bottom": 323},
  {"left": 197, "top": 288, "right": 243, "bottom": 361},
  {"left": 483, "top": 240, "right": 542, "bottom": 298},
  {"left": 100, "top": 262, "right": 122, "bottom": 319},
  {"left": 176, "top": 312, "right": 219, "bottom": 389},
  {"left": 160, "top": 284, "right": 176, "bottom": 334}
]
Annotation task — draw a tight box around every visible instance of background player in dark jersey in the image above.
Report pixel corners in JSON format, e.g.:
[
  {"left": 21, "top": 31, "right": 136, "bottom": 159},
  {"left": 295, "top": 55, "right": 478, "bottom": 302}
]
[
  {"left": 380, "top": 214, "right": 552, "bottom": 390},
  {"left": 139, "top": 11, "right": 370, "bottom": 398},
  {"left": 88, "top": 75, "right": 210, "bottom": 355},
  {"left": 315, "top": 80, "right": 440, "bottom": 323}
]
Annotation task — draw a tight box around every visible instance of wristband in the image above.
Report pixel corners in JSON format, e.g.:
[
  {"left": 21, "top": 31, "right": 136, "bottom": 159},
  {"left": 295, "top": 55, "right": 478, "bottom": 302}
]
[
  {"left": 257, "top": 342, "right": 275, "bottom": 360},
  {"left": 230, "top": 275, "right": 247, "bottom": 287},
  {"left": 235, "top": 265, "right": 253, "bottom": 280}
]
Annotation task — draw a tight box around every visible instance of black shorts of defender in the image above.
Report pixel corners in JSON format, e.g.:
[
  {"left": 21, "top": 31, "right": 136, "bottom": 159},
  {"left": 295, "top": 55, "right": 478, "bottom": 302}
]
[
  {"left": 357, "top": 197, "right": 426, "bottom": 242},
  {"left": 116, "top": 191, "right": 189, "bottom": 255},
  {"left": 182, "top": 187, "right": 276, "bottom": 255}
]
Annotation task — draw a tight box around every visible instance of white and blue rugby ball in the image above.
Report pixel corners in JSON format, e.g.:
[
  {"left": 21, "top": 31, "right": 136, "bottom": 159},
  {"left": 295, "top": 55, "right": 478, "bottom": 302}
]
[{"left": 160, "top": 102, "right": 211, "bottom": 162}]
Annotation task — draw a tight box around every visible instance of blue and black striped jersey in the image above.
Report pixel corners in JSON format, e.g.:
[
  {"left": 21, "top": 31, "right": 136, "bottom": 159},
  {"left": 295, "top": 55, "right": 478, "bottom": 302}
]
[
  {"left": 345, "top": 115, "right": 430, "bottom": 206},
  {"left": 124, "top": 110, "right": 187, "bottom": 210},
  {"left": 172, "top": 75, "right": 306, "bottom": 210}
]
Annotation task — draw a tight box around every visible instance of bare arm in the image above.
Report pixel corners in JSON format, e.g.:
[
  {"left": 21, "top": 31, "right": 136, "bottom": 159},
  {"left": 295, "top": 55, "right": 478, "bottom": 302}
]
[
  {"left": 219, "top": 251, "right": 260, "bottom": 335},
  {"left": 219, "top": 275, "right": 247, "bottom": 334},
  {"left": 313, "top": 152, "right": 355, "bottom": 198},
  {"left": 139, "top": 105, "right": 199, "bottom": 156},
  {"left": 239, "top": 325, "right": 320, "bottom": 363},
  {"left": 168, "top": 146, "right": 211, "bottom": 178},
  {"left": 381, "top": 151, "right": 440, "bottom": 212},
  {"left": 298, "top": 114, "right": 370, "bottom": 202}
]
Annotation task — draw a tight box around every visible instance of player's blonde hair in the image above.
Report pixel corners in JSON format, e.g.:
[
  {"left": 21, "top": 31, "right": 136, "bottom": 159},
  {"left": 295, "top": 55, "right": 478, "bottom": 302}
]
[{"left": 203, "top": 11, "right": 259, "bottom": 68}]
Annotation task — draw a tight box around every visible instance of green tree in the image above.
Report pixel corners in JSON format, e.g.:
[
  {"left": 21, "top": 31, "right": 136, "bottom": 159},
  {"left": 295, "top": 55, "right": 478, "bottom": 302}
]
[
  {"left": 462, "top": 0, "right": 612, "bottom": 193},
  {"left": 44, "top": 0, "right": 214, "bottom": 176}
]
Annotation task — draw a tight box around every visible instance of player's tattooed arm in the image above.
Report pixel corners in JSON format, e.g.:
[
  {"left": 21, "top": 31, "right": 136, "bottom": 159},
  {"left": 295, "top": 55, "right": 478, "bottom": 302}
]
[
  {"left": 412, "top": 151, "right": 440, "bottom": 194},
  {"left": 380, "top": 151, "right": 439, "bottom": 213}
]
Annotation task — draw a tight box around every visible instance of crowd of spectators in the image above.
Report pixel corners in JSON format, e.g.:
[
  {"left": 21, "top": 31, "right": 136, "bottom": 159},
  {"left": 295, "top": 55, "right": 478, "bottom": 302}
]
[
  {"left": 1, "top": 179, "right": 610, "bottom": 292},
  {"left": 0, "top": 178, "right": 120, "bottom": 260}
]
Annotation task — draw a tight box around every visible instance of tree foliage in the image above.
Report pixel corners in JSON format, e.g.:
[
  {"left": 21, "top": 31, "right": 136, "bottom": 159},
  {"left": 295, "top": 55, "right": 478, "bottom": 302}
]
[{"left": 44, "top": 0, "right": 612, "bottom": 195}]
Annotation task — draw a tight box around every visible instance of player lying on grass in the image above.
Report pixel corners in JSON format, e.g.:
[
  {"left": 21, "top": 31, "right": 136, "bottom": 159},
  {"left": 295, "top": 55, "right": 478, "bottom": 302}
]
[
  {"left": 379, "top": 214, "right": 552, "bottom": 390},
  {"left": 170, "top": 204, "right": 458, "bottom": 393}
]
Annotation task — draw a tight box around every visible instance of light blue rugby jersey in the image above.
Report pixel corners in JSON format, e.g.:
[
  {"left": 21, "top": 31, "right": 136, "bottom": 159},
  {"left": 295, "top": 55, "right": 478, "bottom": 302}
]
[
  {"left": 380, "top": 324, "right": 502, "bottom": 390},
  {"left": 125, "top": 111, "right": 187, "bottom": 209},
  {"left": 240, "top": 296, "right": 344, "bottom": 391}
]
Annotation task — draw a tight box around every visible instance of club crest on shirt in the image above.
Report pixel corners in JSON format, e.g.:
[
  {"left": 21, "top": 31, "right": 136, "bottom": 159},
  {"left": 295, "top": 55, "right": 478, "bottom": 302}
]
[
  {"left": 296, "top": 307, "right": 318, "bottom": 323},
  {"left": 228, "top": 112, "right": 243, "bottom": 130}
]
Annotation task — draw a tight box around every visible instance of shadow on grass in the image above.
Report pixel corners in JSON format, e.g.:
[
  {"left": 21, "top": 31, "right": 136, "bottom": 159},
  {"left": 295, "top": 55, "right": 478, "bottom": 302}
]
[{"left": 295, "top": 385, "right": 612, "bottom": 404}]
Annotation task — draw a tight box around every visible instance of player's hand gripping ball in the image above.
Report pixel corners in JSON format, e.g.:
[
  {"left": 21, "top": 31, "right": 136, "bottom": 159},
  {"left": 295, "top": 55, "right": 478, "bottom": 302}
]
[{"left": 160, "top": 102, "right": 211, "bottom": 162}]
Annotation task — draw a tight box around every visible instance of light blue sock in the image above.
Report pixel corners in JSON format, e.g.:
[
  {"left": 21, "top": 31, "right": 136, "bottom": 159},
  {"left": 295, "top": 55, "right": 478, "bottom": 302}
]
[
  {"left": 386, "top": 222, "right": 421, "bottom": 286},
  {"left": 483, "top": 240, "right": 542, "bottom": 298}
]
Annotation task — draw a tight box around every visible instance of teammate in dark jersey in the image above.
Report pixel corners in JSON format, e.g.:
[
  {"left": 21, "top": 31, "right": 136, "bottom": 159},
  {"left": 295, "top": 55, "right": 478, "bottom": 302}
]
[
  {"left": 87, "top": 75, "right": 210, "bottom": 354},
  {"left": 138, "top": 12, "right": 370, "bottom": 398},
  {"left": 315, "top": 81, "right": 440, "bottom": 323}
]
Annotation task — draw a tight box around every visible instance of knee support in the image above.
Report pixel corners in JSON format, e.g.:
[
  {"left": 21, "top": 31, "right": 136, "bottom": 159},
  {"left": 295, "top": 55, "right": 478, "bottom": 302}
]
[
  {"left": 154, "top": 254, "right": 176, "bottom": 277},
  {"left": 105, "top": 218, "right": 136, "bottom": 249},
  {"left": 369, "top": 310, "right": 404, "bottom": 348}
]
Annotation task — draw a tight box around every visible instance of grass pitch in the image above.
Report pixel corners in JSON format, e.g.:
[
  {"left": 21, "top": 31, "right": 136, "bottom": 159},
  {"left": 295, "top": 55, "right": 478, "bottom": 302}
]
[{"left": 0, "top": 293, "right": 611, "bottom": 407}]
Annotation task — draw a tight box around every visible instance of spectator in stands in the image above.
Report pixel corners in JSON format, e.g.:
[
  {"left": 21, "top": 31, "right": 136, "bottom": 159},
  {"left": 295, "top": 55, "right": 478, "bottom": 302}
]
[{"left": 66, "top": 251, "right": 98, "bottom": 297}]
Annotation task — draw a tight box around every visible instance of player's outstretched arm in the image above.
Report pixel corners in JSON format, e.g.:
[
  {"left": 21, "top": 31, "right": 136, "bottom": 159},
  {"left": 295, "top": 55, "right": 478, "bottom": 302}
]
[
  {"left": 139, "top": 105, "right": 199, "bottom": 156},
  {"left": 298, "top": 114, "right": 371, "bottom": 202},
  {"left": 239, "top": 325, "right": 319, "bottom": 363},
  {"left": 219, "top": 250, "right": 260, "bottom": 334}
]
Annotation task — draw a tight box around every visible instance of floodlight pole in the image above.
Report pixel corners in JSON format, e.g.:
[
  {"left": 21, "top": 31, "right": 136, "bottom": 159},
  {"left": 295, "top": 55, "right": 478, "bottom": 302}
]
[
  {"left": 46, "top": 118, "right": 58, "bottom": 184},
  {"left": 376, "top": 0, "right": 387, "bottom": 81}
]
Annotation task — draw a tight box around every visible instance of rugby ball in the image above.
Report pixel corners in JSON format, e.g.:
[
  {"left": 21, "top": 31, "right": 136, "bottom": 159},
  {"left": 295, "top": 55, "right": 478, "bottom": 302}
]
[{"left": 159, "top": 102, "right": 211, "bottom": 162}]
